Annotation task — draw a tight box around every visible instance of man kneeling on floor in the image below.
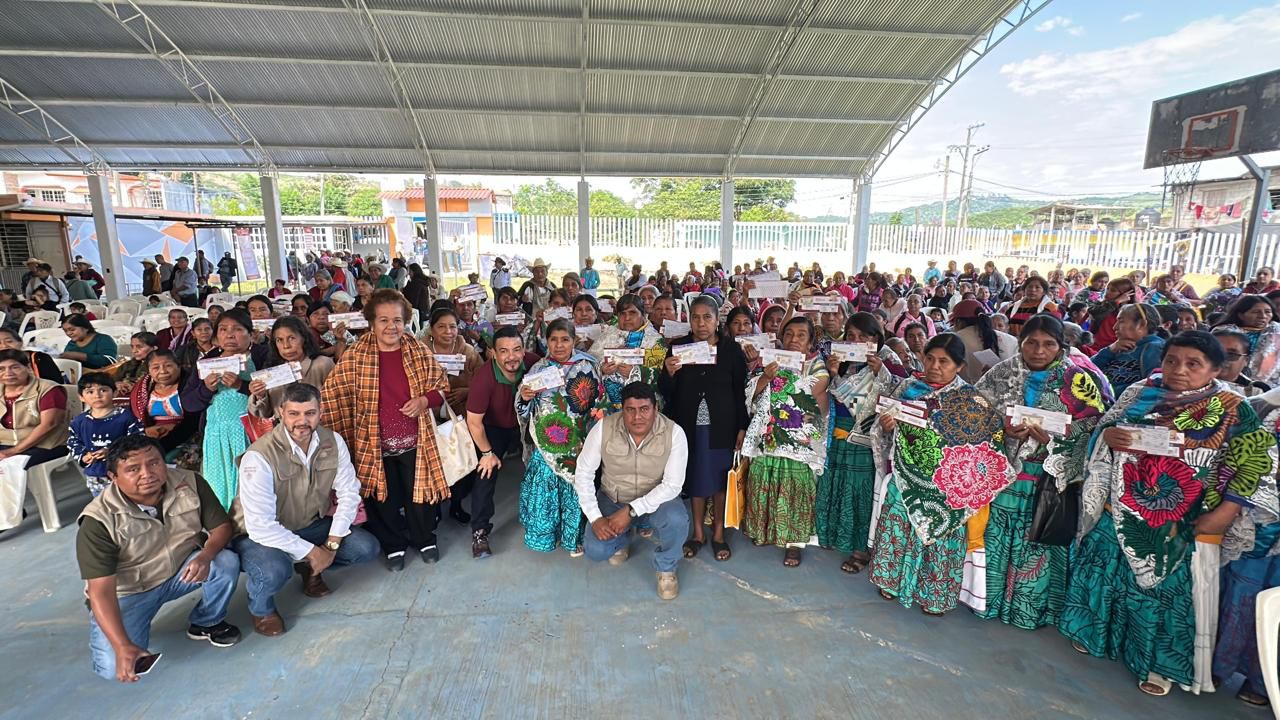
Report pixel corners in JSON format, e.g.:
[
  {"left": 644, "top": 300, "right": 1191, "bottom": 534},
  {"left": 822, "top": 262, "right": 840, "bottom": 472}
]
[
  {"left": 78, "top": 435, "right": 241, "bottom": 682},
  {"left": 231, "top": 382, "right": 378, "bottom": 636},
  {"left": 574, "top": 381, "right": 690, "bottom": 599}
]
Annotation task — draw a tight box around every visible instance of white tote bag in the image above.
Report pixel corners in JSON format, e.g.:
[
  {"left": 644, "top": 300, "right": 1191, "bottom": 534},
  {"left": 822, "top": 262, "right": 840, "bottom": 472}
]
[
  {"left": 429, "top": 402, "right": 478, "bottom": 487},
  {"left": 0, "top": 454, "right": 32, "bottom": 531}
]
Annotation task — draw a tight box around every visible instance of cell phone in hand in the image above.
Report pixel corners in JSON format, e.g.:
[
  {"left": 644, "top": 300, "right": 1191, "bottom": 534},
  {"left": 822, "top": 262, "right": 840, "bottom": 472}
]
[{"left": 134, "top": 653, "right": 162, "bottom": 676}]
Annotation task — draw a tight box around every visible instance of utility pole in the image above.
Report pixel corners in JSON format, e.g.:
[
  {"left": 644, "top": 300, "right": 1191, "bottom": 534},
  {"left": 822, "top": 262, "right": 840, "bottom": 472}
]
[
  {"left": 948, "top": 122, "right": 984, "bottom": 229},
  {"left": 319, "top": 174, "right": 326, "bottom": 216},
  {"left": 960, "top": 146, "right": 990, "bottom": 230},
  {"left": 938, "top": 154, "right": 951, "bottom": 227}
]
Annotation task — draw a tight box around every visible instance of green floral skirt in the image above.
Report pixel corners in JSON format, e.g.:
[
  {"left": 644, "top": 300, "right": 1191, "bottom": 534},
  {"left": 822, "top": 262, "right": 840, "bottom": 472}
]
[
  {"left": 868, "top": 481, "right": 966, "bottom": 614},
  {"left": 979, "top": 472, "right": 1069, "bottom": 630},
  {"left": 744, "top": 455, "right": 816, "bottom": 547},
  {"left": 815, "top": 420, "right": 875, "bottom": 554}
]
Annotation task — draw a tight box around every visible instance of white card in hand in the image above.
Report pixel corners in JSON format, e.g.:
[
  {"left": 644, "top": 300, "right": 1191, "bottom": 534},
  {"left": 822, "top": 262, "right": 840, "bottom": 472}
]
[
  {"left": 673, "top": 341, "right": 714, "bottom": 365},
  {"left": 799, "top": 295, "right": 842, "bottom": 313},
  {"left": 876, "top": 397, "right": 929, "bottom": 427},
  {"left": 544, "top": 306, "right": 573, "bottom": 322},
  {"left": 576, "top": 324, "right": 603, "bottom": 340},
  {"left": 252, "top": 318, "right": 276, "bottom": 332},
  {"left": 495, "top": 312, "right": 526, "bottom": 327},
  {"left": 197, "top": 354, "right": 246, "bottom": 378},
  {"left": 735, "top": 333, "right": 776, "bottom": 351},
  {"left": 458, "top": 284, "right": 488, "bottom": 303},
  {"left": 250, "top": 361, "right": 302, "bottom": 390},
  {"left": 661, "top": 320, "right": 691, "bottom": 339},
  {"left": 328, "top": 311, "right": 369, "bottom": 329},
  {"left": 1119, "top": 424, "right": 1185, "bottom": 457},
  {"left": 830, "top": 341, "right": 876, "bottom": 362},
  {"left": 1007, "top": 406, "right": 1072, "bottom": 435},
  {"left": 603, "top": 348, "right": 645, "bottom": 364},
  {"left": 434, "top": 353, "right": 467, "bottom": 376},
  {"left": 749, "top": 281, "right": 791, "bottom": 299},
  {"left": 596, "top": 299, "right": 613, "bottom": 313},
  {"left": 759, "top": 348, "right": 804, "bottom": 371},
  {"left": 523, "top": 367, "right": 565, "bottom": 392}
]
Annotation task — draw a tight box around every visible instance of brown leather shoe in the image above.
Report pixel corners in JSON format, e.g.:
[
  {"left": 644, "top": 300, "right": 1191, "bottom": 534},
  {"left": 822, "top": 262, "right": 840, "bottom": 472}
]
[
  {"left": 295, "top": 562, "right": 332, "bottom": 598},
  {"left": 251, "top": 612, "right": 286, "bottom": 637}
]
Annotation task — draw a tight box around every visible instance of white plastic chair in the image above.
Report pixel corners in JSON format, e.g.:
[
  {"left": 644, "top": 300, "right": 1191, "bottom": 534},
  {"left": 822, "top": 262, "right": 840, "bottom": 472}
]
[
  {"left": 23, "top": 327, "right": 68, "bottom": 351},
  {"left": 409, "top": 308, "right": 421, "bottom": 335},
  {"left": 141, "top": 315, "right": 172, "bottom": 333},
  {"left": 205, "top": 292, "right": 234, "bottom": 308},
  {"left": 1255, "top": 586, "right": 1280, "bottom": 718},
  {"left": 17, "top": 310, "right": 60, "bottom": 335},
  {"left": 84, "top": 303, "right": 108, "bottom": 318},
  {"left": 54, "top": 358, "right": 82, "bottom": 384},
  {"left": 105, "top": 312, "right": 137, "bottom": 326},
  {"left": 27, "top": 453, "right": 73, "bottom": 533},
  {"left": 109, "top": 299, "right": 143, "bottom": 316},
  {"left": 99, "top": 326, "right": 137, "bottom": 347},
  {"left": 186, "top": 307, "right": 209, "bottom": 320}
]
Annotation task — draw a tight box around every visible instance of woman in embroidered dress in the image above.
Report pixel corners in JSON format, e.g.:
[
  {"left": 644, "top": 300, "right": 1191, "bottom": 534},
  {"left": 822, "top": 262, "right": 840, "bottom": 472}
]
[
  {"left": 741, "top": 316, "right": 830, "bottom": 567},
  {"left": 1060, "top": 331, "right": 1277, "bottom": 696},
  {"left": 1091, "top": 303, "right": 1166, "bottom": 395},
  {"left": 517, "top": 319, "right": 605, "bottom": 555},
  {"left": 867, "top": 332, "right": 1012, "bottom": 615},
  {"left": 820, "top": 312, "right": 899, "bottom": 574},
  {"left": 974, "top": 315, "right": 1113, "bottom": 629},
  {"left": 1212, "top": 295, "right": 1280, "bottom": 388},
  {"left": 590, "top": 294, "right": 666, "bottom": 414}
]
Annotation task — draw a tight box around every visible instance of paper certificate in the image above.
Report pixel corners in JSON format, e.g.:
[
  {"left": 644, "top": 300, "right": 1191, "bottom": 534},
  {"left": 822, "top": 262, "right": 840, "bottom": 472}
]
[
  {"left": 495, "top": 312, "right": 526, "bottom": 327},
  {"left": 661, "top": 320, "right": 691, "bottom": 339},
  {"left": 1007, "top": 406, "right": 1072, "bottom": 435},
  {"left": 876, "top": 397, "right": 929, "bottom": 428},
  {"left": 522, "top": 367, "right": 564, "bottom": 392},
  {"left": 576, "top": 324, "right": 603, "bottom": 341},
  {"left": 799, "top": 295, "right": 842, "bottom": 313},
  {"left": 735, "top": 333, "right": 776, "bottom": 351},
  {"left": 197, "top": 354, "right": 246, "bottom": 378},
  {"left": 457, "top": 284, "right": 488, "bottom": 303},
  {"left": 749, "top": 281, "right": 791, "bottom": 299},
  {"left": 603, "top": 348, "right": 645, "bottom": 365},
  {"left": 759, "top": 348, "right": 804, "bottom": 371},
  {"left": 544, "top": 306, "right": 573, "bottom": 322},
  {"left": 673, "top": 341, "right": 714, "bottom": 365},
  {"left": 250, "top": 361, "right": 302, "bottom": 390},
  {"left": 829, "top": 341, "right": 876, "bottom": 362},
  {"left": 754, "top": 271, "right": 781, "bottom": 282},
  {"left": 1119, "top": 424, "right": 1186, "bottom": 457},
  {"left": 434, "top": 353, "right": 466, "bottom": 376},
  {"left": 328, "top": 312, "right": 369, "bottom": 329},
  {"left": 596, "top": 299, "right": 613, "bottom": 313},
  {"left": 252, "top": 318, "right": 276, "bottom": 332}
]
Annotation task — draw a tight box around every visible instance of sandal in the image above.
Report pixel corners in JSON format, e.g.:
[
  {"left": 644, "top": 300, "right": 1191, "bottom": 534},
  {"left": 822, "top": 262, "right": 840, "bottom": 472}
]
[
  {"left": 840, "top": 552, "right": 870, "bottom": 574},
  {"left": 682, "top": 540, "right": 703, "bottom": 558},
  {"left": 1070, "top": 641, "right": 1089, "bottom": 655},
  {"left": 1236, "top": 687, "right": 1270, "bottom": 707},
  {"left": 712, "top": 540, "right": 731, "bottom": 562},
  {"left": 878, "top": 589, "right": 895, "bottom": 602},
  {"left": 783, "top": 548, "right": 802, "bottom": 567},
  {"left": 1138, "top": 673, "right": 1171, "bottom": 697}
]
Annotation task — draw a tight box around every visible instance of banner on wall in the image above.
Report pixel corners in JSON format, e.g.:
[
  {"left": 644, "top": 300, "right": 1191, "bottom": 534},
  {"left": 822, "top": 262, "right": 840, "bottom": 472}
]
[
  {"left": 235, "top": 227, "right": 262, "bottom": 281},
  {"left": 66, "top": 216, "right": 233, "bottom": 291}
]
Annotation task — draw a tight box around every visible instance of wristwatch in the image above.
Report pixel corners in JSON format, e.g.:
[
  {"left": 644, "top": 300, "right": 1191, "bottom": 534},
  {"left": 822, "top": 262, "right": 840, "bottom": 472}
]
[
  {"left": 479, "top": 449, "right": 495, "bottom": 458},
  {"left": 324, "top": 539, "right": 342, "bottom": 552},
  {"left": 627, "top": 504, "right": 637, "bottom": 519}
]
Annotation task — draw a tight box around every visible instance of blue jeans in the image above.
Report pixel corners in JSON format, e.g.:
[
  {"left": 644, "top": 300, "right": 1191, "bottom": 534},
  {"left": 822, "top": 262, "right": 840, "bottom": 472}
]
[
  {"left": 232, "top": 517, "right": 380, "bottom": 617},
  {"left": 88, "top": 548, "right": 240, "bottom": 680},
  {"left": 583, "top": 492, "right": 689, "bottom": 573}
]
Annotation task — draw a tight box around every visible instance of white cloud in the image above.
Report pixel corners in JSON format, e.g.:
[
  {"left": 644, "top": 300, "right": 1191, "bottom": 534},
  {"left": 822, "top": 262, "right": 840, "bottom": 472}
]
[
  {"left": 1035, "top": 16, "right": 1084, "bottom": 35},
  {"left": 1121, "top": 12, "right": 1143, "bottom": 23},
  {"left": 1001, "top": 7, "right": 1280, "bottom": 100}
]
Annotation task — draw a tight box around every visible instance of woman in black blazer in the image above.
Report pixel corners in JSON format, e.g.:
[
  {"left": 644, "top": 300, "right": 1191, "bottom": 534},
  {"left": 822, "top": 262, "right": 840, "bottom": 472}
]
[{"left": 657, "top": 295, "right": 749, "bottom": 562}]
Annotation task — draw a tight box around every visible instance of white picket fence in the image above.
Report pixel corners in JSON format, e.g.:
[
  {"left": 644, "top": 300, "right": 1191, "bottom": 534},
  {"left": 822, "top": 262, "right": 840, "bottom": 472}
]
[{"left": 487, "top": 214, "right": 1278, "bottom": 276}]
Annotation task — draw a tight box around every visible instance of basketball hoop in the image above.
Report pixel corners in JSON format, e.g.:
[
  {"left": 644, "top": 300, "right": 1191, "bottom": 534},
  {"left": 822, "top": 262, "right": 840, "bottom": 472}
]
[{"left": 1160, "top": 147, "right": 1210, "bottom": 220}]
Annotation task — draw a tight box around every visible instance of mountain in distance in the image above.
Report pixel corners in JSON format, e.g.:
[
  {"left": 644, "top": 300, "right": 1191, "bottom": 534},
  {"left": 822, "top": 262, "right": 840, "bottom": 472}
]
[{"left": 808, "top": 192, "right": 1164, "bottom": 228}]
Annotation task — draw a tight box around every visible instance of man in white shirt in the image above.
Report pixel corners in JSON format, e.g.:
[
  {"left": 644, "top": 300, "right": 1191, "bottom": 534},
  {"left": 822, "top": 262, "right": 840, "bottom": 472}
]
[
  {"left": 231, "top": 383, "right": 379, "bottom": 636},
  {"left": 574, "top": 382, "right": 690, "bottom": 600}
]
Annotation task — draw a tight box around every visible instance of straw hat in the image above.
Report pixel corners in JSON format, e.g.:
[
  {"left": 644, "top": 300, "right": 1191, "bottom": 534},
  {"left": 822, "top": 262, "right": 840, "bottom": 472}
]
[
  {"left": 330, "top": 259, "right": 347, "bottom": 268},
  {"left": 531, "top": 257, "right": 548, "bottom": 269},
  {"left": 141, "top": 258, "right": 157, "bottom": 267}
]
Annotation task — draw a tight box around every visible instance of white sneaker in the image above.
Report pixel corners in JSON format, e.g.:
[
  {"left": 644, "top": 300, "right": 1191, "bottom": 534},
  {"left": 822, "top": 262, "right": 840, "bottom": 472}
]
[
  {"left": 656, "top": 571, "right": 678, "bottom": 600},
  {"left": 609, "top": 547, "right": 630, "bottom": 566}
]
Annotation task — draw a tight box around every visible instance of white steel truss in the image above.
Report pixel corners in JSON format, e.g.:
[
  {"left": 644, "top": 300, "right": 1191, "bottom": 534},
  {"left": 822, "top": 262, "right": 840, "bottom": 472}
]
[{"left": 0, "top": 76, "right": 111, "bottom": 174}]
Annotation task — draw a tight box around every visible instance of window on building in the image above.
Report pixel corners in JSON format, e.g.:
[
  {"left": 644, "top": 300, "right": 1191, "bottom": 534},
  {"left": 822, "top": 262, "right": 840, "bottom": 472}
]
[
  {"left": 35, "top": 188, "right": 66, "bottom": 204},
  {"left": 146, "top": 188, "right": 165, "bottom": 209},
  {"left": 0, "top": 222, "right": 34, "bottom": 267}
]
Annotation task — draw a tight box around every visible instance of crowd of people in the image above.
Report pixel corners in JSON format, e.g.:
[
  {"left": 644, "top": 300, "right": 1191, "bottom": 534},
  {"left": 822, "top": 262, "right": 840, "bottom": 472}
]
[{"left": 4, "top": 248, "right": 1280, "bottom": 704}]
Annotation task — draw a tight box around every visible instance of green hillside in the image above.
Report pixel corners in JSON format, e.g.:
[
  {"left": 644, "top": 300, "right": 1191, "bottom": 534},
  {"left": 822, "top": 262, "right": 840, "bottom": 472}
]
[{"left": 846, "top": 192, "right": 1164, "bottom": 228}]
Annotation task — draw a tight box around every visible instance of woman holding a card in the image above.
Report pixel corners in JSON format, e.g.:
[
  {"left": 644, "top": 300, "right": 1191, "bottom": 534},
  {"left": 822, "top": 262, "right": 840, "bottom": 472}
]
[
  {"left": 867, "top": 333, "right": 1012, "bottom": 615},
  {"left": 974, "top": 315, "right": 1113, "bottom": 630},
  {"left": 1062, "top": 331, "right": 1277, "bottom": 696},
  {"left": 247, "top": 316, "right": 336, "bottom": 419},
  {"left": 424, "top": 307, "right": 484, "bottom": 524},
  {"left": 741, "top": 316, "right": 830, "bottom": 567},
  {"left": 591, "top": 295, "right": 666, "bottom": 414},
  {"left": 516, "top": 319, "right": 605, "bottom": 555}
]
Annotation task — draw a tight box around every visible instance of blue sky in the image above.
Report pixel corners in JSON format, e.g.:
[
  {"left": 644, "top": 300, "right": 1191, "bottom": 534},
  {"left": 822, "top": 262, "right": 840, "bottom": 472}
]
[{"left": 429, "top": 1, "right": 1280, "bottom": 217}]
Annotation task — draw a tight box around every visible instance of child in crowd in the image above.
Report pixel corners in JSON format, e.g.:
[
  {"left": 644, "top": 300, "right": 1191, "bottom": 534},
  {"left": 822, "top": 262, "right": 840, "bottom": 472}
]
[
  {"left": 67, "top": 373, "right": 143, "bottom": 496},
  {"left": 66, "top": 302, "right": 98, "bottom": 321}
]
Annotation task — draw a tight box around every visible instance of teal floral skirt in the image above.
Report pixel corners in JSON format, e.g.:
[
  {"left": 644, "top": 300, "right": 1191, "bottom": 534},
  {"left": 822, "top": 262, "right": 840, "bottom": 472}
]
[
  {"left": 868, "top": 481, "right": 966, "bottom": 614},
  {"left": 518, "top": 451, "right": 584, "bottom": 553},
  {"left": 978, "top": 471, "right": 1069, "bottom": 630}
]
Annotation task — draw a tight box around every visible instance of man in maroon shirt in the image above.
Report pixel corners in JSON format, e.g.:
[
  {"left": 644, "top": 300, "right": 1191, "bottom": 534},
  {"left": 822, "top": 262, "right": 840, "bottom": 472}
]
[{"left": 464, "top": 326, "right": 540, "bottom": 558}]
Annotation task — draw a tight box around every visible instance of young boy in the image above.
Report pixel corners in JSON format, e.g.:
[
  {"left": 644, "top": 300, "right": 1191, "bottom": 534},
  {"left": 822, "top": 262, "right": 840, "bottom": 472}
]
[
  {"left": 68, "top": 373, "right": 144, "bottom": 496},
  {"left": 67, "top": 302, "right": 98, "bottom": 321}
]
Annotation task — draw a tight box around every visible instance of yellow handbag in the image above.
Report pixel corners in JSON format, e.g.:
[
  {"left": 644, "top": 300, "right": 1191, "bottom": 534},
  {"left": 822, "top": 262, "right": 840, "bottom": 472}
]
[{"left": 724, "top": 453, "right": 748, "bottom": 529}]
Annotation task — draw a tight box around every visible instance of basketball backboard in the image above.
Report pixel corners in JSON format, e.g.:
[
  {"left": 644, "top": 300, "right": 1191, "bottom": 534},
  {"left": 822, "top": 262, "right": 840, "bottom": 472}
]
[{"left": 1144, "top": 68, "right": 1280, "bottom": 168}]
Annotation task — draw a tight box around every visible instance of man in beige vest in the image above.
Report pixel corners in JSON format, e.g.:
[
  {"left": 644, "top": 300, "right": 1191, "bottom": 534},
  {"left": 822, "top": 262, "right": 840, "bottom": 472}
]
[
  {"left": 77, "top": 435, "right": 241, "bottom": 682},
  {"left": 574, "top": 382, "right": 689, "bottom": 600},
  {"left": 232, "top": 383, "right": 378, "bottom": 637}
]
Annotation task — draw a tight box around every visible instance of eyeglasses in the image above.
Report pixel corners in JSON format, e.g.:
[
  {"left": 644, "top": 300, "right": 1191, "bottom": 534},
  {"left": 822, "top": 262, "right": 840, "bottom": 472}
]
[{"left": 1224, "top": 352, "right": 1247, "bottom": 361}]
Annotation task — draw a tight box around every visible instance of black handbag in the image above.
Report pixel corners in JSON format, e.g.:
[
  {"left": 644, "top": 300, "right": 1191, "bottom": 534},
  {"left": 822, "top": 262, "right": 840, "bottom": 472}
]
[{"left": 1028, "top": 478, "right": 1080, "bottom": 546}]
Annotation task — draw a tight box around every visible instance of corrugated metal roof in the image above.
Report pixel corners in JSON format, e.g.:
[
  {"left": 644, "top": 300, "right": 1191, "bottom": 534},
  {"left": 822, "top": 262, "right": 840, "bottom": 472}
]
[{"left": 0, "top": 0, "right": 1032, "bottom": 178}]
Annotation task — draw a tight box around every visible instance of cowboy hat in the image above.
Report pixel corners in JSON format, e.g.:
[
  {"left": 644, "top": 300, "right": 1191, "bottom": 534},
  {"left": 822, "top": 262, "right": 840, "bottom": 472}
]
[
  {"left": 531, "top": 257, "right": 548, "bottom": 268},
  {"left": 330, "top": 259, "right": 347, "bottom": 268}
]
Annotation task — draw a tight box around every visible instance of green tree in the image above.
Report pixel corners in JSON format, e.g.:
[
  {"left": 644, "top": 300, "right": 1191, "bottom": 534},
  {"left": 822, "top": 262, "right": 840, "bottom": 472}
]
[
  {"left": 889, "top": 211, "right": 903, "bottom": 226},
  {"left": 589, "top": 189, "right": 637, "bottom": 217},
  {"left": 733, "top": 179, "right": 795, "bottom": 217},
  {"left": 739, "top": 204, "right": 798, "bottom": 222},
  {"left": 632, "top": 177, "right": 797, "bottom": 220},
  {"left": 347, "top": 187, "right": 383, "bottom": 216},
  {"left": 513, "top": 179, "right": 577, "bottom": 215}
]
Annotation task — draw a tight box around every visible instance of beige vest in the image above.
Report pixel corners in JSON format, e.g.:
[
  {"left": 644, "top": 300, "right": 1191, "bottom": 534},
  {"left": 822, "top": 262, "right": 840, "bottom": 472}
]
[
  {"left": 599, "top": 412, "right": 673, "bottom": 505},
  {"left": 2, "top": 377, "right": 69, "bottom": 448},
  {"left": 79, "top": 468, "right": 206, "bottom": 597},
  {"left": 231, "top": 424, "right": 339, "bottom": 536}
]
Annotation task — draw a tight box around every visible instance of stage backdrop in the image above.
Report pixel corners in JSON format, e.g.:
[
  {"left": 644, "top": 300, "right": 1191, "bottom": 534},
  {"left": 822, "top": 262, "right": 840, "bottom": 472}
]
[{"left": 66, "top": 217, "right": 233, "bottom": 291}]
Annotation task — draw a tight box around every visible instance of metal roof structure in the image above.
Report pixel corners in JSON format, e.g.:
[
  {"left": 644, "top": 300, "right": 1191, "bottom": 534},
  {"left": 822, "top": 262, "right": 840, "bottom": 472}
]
[
  {"left": 381, "top": 186, "right": 495, "bottom": 201},
  {"left": 0, "top": 0, "right": 1052, "bottom": 179}
]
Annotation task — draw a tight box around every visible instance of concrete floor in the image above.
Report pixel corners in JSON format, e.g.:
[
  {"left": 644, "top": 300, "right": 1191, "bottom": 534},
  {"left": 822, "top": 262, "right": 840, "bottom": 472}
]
[{"left": 0, "top": 462, "right": 1267, "bottom": 720}]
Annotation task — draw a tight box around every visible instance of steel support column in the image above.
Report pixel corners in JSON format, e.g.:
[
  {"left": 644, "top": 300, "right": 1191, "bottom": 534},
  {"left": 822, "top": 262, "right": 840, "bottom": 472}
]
[
  {"left": 1240, "top": 156, "right": 1272, "bottom": 282},
  {"left": 87, "top": 174, "right": 126, "bottom": 300},
  {"left": 851, "top": 181, "right": 872, "bottom": 273},
  {"left": 720, "top": 179, "right": 735, "bottom": 271},
  {"left": 424, "top": 175, "right": 444, "bottom": 278},
  {"left": 259, "top": 175, "right": 289, "bottom": 284},
  {"left": 577, "top": 179, "right": 590, "bottom": 270}
]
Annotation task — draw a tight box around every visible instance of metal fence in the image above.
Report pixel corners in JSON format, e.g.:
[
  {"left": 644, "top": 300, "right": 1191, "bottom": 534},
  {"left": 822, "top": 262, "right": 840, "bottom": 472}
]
[{"left": 488, "top": 214, "right": 1276, "bottom": 276}]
